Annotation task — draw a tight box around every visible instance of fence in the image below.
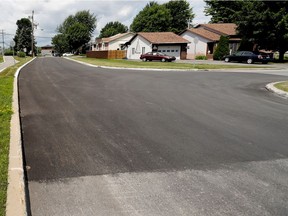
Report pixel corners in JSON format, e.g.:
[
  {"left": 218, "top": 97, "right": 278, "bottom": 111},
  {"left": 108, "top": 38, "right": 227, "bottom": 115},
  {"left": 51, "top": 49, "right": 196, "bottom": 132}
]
[{"left": 86, "top": 50, "right": 127, "bottom": 59}]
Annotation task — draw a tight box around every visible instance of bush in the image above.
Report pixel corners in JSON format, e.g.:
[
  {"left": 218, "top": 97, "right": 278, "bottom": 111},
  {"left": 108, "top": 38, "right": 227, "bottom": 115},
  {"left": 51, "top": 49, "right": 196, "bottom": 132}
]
[
  {"left": 17, "top": 51, "right": 26, "bottom": 58},
  {"left": 195, "top": 55, "right": 207, "bottom": 60},
  {"left": 4, "top": 50, "right": 14, "bottom": 56},
  {"left": 213, "top": 36, "right": 230, "bottom": 60}
]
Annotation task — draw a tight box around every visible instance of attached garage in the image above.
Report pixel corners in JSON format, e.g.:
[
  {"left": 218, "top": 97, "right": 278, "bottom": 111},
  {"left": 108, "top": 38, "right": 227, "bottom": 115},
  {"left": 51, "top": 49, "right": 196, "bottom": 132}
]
[{"left": 127, "top": 32, "right": 189, "bottom": 60}]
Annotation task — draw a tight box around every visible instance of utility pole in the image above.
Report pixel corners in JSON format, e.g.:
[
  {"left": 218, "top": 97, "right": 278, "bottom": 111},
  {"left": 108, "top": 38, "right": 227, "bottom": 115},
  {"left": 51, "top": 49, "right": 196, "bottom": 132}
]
[
  {"left": 31, "top": 10, "right": 34, "bottom": 57},
  {"left": 1, "top": 30, "right": 4, "bottom": 55}
]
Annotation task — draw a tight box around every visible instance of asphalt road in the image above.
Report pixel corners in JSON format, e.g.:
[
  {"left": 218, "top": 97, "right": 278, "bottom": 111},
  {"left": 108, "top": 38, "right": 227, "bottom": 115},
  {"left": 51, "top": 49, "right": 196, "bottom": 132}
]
[{"left": 19, "top": 57, "right": 288, "bottom": 216}]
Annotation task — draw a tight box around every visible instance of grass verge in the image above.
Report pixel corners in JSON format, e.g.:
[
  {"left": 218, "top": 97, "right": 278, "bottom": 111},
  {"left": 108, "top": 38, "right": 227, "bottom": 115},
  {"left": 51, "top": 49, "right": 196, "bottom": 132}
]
[
  {"left": 0, "top": 56, "right": 3, "bottom": 64},
  {"left": 275, "top": 81, "right": 288, "bottom": 92},
  {"left": 0, "top": 57, "right": 31, "bottom": 216},
  {"left": 71, "top": 57, "right": 264, "bottom": 70}
]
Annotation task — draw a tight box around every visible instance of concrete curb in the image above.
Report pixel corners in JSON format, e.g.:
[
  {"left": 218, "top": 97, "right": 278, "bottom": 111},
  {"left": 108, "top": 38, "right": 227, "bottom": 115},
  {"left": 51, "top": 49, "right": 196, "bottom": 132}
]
[
  {"left": 64, "top": 57, "right": 201, "bottom": 71},
  {"left": 65, "top": 57, "right": 284, "bottom": 73},
  {"left": 266, "top": 81, "right": 288, "bottom": 99},
  {"left": 6, "top": 57, "right": 36, "bottom": 216}
]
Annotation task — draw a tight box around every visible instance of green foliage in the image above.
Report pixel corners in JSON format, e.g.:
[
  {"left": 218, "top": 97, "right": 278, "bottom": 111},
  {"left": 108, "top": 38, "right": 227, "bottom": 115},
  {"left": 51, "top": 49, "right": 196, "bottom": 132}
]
[
  {"left": 4, "top": 50, "right": 14, "bottom": 56},
  {"left": 53, "top": 10, "right": 97, "bottom": 53},
  {"left": 17, "top": 51, "right": 26, "bottom": 58},
  {"left": 195, "top": 55, "right": 208, "bottom": 60},
  {"left": 52, "top": 34, "right": 69, "bottom": 54},
  {"left": 130, "top": 0, "right": 194, "bottom": 33},
  {"left": 13, "top": 18, "right": 32, "bottom": 55},
  {"left": 99, "top": 21, "right": 128, "bottom": 38},
  {"left": 205, "top": 0, "right": 288, "bottom": 61},
  {"left": 213, "top": 36, "right": 229, "bottom": 60},
  {"left": 130, "top": 2, "right": 172, "bottom": 32},
  {"left": 164, "top": 0, "right": 194, "bottom": 33}
]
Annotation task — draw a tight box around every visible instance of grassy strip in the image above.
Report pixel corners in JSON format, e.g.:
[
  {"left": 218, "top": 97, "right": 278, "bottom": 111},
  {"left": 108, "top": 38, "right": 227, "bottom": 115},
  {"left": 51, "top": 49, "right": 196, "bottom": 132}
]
[
  {"left": 71, "top": 57, "right": 263, "bottom": 70},
  {"left": 275, "top": 81, "right": 288, "bottom": 92},
  {"left": 0, "top": 56, "right": 3, "bottom": 64},
  {"left": 0, "top": 57, "right": 31, "bottom": 216}
]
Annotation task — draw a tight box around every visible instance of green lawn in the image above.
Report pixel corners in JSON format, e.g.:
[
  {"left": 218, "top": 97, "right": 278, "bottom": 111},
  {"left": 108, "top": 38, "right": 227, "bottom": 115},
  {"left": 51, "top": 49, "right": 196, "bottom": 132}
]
[
  {"left": 275, "top": 81, "right": 288, "bottom": 92},
  {"left": 0, "top": 57, "right": 32, "bottom": 216},
  {"left": 0, "top": 56, "right": 3, "bottom": 64},
  {"left": 71, "top": 57, "right": 263, "bottom": 70}
]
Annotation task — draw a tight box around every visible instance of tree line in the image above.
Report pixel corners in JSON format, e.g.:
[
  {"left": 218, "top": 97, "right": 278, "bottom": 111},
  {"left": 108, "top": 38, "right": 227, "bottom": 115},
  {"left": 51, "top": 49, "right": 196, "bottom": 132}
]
[{"left": 12, "top": 0, "right": 288, "bottom": 61}]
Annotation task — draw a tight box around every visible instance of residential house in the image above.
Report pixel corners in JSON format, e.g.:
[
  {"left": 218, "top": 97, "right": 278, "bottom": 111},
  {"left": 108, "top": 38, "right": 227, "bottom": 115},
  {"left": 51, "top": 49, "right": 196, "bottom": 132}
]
[
  {"left": 41, "top": 45, "right": 53, "bottom": 56},
  {"left": 93, "top": 33, "right": 135, "bottom": 51},
  {"left": 127, "top": 32, "right": 190, "bottom": 60},
  {"left": 180, "top": 23, "right": 241, "bottom": 59}
]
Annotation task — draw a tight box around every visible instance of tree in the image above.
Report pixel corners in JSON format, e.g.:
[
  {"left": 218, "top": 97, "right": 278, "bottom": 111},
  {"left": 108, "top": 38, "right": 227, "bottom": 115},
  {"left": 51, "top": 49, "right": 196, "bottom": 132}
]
[
  {"left": 213, "top": 35, "right": 229, "bottom": 60},
  {"left": 205, "top": 0, "right": 288, "bottom": 61},
  {"left": 52, "top": 10, "right": 97, "bottom": 53},
  {"left": 164, "top": 0, "right": 194, "bottom": 33},
  {"left": 52, "top": 34, "right": 69, "bottom": 54},
  {"left": 99, "top": 21, "right": 128, "bottom": 38},
  {"left": 130, "top": 2, "right": 172, "bottom": 32},
  {"left": 13, "top": 18, "right": 36, "bottom": 55}
]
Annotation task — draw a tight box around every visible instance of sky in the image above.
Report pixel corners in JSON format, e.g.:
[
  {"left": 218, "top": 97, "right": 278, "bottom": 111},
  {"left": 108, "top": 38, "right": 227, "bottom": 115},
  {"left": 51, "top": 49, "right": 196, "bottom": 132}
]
[{"left": 0, "top": 0, "right": 211, "bottom": 48}]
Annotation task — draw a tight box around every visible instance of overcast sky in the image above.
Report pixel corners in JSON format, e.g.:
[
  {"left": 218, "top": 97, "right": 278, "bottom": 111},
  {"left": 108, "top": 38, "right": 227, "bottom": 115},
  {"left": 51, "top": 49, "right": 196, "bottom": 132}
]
[{"left": 0, "top": 0, "right": 210, "bottom": 47}]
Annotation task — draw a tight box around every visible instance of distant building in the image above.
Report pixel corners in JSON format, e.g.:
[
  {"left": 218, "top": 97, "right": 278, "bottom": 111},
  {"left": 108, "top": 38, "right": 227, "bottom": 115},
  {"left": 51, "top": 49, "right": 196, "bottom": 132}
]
[
  {"left": 93, "top": 33, "right": 135, "bottom": 51},
  {"left": 41, "top": 45, "right": 54, "bottom": 56},
  {"left": 180, "top": 23, "right": 241, "bottom": 59}
]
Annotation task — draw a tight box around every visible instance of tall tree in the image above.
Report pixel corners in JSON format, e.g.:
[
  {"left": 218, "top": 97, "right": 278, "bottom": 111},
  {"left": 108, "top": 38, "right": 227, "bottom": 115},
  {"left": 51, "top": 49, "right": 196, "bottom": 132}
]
[
  {"left": 53, "top": 10, "right": 97, "bottom": 53},
  {"left": 13, "top": 18, "right": 36, "bottom": 55},
  {"left": 205, "top": 0, "right": 288, "bottom": 61},
  {"left": 99, "top": 21, "right": 128, "bottom": 38},
  {"left": 130, "top": 2, "right": 172, "bottom": 32},
  {"left": 164, "top": 0, "right": 194, "bottom": 33}
]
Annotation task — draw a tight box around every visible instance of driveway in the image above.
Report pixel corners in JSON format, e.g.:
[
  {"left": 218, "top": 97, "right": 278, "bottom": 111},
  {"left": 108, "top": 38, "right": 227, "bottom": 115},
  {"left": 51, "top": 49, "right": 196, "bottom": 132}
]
[{"left": 19, "top": 57, "right": 288, "bottom": 215}]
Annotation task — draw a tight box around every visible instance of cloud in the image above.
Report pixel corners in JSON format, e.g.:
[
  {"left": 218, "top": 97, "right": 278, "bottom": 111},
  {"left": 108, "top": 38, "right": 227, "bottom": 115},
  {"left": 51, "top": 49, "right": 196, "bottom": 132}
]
[{"left": 0, "top": 0, "right": 210, "bottom": 47}]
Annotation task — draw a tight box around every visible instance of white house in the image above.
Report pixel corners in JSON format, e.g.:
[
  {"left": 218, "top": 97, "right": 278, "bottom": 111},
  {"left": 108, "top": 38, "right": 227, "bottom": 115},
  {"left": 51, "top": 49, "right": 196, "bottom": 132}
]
[
  {"left": 127, "top": 32, "right": 190, "bottom": 60},
  {"left": 180, "top": 23, "right": 241, "bottom": 59},
  {"left": 93, "top": 33, "right": 135, "bottom": 51}
]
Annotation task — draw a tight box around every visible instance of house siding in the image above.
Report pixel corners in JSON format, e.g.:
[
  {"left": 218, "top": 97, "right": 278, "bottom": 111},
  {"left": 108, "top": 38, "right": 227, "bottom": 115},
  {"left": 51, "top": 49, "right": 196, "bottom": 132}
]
[
  {"left": 127, "top": 36, "right": 151, "bottom": 60},
  {"left": 181, "top": 31, "right": 210, "bottom": 59}
]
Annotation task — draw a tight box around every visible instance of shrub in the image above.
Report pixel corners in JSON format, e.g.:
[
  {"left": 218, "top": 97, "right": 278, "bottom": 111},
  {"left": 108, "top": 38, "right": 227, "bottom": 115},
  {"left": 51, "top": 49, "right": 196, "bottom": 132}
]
[
  {"left": 213, "top": 35, "right": 229, "bottom": 60},
  {"left": 17, "top": 51, "right": 26, "bottom": 58},
  {"left": 195, "top": 55, "right": 207, "bottom": 60},
  {"left": 4, "top": 50, "right": 14, "bottom": 56}
]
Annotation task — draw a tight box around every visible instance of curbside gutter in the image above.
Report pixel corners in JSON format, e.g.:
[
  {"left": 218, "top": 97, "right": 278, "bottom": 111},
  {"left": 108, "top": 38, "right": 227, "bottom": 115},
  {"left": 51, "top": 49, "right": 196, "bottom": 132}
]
[
  {"left": 266, "top": 81, "right": 288, "bottom": 99},
  {"left": 6, "top": 58, "right": 36, "bottom": 216}
]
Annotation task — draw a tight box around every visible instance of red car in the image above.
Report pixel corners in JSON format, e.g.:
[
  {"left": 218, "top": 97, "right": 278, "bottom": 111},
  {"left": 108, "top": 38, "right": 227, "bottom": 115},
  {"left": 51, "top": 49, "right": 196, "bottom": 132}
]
[{"left": 140, "top": 52, "right": 176, "bottom": 62}]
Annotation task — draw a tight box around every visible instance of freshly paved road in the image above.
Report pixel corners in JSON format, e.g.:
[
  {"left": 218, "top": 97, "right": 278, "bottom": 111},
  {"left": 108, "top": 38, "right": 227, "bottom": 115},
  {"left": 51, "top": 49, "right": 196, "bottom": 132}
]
[{"left": 19, "top": 57, "right": 288, "bottom": 216}]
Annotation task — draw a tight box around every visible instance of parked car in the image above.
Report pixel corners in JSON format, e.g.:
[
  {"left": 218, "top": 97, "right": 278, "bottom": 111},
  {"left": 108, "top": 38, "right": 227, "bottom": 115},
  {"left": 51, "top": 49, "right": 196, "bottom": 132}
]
[
  {"left": 62, "top": 52, "right": 73, "bottom": 57},
  {"left": 224, "top": 51, "right": 272, "bottom": 64},
  {"left": 140, "top": 52, "right": 176, "bottom": 62}
]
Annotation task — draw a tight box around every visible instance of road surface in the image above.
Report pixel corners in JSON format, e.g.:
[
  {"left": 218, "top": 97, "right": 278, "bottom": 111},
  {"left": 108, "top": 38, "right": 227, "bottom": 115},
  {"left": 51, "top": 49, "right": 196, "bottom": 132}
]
[{"left": 19, "top": 57, "right": 288, "bottom": 216}]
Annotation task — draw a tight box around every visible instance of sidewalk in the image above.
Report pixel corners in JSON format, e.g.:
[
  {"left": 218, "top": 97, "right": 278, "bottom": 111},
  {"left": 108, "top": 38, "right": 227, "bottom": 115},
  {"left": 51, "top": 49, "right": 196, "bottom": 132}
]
[{"left": 0, "top": 56, "right": 17, "bottom": 72}]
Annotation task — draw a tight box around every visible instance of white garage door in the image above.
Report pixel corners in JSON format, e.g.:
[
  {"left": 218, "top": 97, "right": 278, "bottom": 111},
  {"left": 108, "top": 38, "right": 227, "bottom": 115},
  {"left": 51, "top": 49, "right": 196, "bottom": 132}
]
[{"left": 158, "top": 46, "right": 181, "bottom": 59}]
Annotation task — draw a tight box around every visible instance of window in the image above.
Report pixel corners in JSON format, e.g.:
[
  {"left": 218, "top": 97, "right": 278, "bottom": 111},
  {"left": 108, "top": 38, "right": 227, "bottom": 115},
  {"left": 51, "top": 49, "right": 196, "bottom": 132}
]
[
  {"left": 132, "top": 48, "right": 135, "bottom": 55},
  {"left": 167, "top": 50, "right": 170, "bottom": 52},
  {"left": 162, "top": 50, "right": 166, "bottom": 52},
  {"left": 158, "top": 50, "right": 161, "bottom": 52},
  {"left": 175, "top": 50, "right": 179, "bottom": 52},
  {"left": 171, "top": 50, "right": 175, "bottom": 52},
  {"left": 142, "top": 47, "right": 145, "bottom": 54}
]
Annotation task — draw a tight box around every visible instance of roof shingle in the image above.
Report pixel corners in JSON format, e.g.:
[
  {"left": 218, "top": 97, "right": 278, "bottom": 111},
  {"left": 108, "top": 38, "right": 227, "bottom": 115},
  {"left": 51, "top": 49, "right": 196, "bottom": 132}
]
[{"left": 138, "top": 32, "right": 189, "bottom": 44}]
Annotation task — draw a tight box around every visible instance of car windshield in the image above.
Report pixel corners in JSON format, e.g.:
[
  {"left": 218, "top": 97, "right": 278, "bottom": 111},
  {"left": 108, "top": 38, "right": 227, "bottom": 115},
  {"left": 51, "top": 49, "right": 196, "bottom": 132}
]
[{"left": 157, "top": 52, "right": 166, "bottom": 56}]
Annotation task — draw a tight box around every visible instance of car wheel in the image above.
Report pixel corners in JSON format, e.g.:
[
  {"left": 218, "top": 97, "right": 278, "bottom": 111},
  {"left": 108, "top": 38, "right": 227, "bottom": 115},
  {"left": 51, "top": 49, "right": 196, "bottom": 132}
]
[
  {"left": 143, "top": 58, "right": 147, "bottom": 62},
  {"left": 224, "top": 57, "right": 230, "bottom": 62},
  {"left": 161, "top": 58, "right": 166, "bottom": 62},
  {"left": 247, "top": 58, "right": 253, "bottom": 64}
]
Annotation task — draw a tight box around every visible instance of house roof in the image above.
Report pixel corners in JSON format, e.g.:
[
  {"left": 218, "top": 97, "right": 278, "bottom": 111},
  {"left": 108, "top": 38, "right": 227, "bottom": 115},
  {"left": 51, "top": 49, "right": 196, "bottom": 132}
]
[
  {"left": 198, "top": 23, "right": 237, "bottom": 36},
  {"left": 185, "top": 23, "right": 239, "bottom": 42},
  {"left": 99, "top": 32, "right": 134, "bottom": 43},
  {"left": 137, "top": 32, "right": 189, "bottom": 44}
]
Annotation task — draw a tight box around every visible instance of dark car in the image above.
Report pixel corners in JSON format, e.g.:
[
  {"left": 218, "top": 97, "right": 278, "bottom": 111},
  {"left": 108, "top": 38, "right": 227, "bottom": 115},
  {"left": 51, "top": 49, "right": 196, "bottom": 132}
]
[
  {"left": 224, "top": 51, "right": 272, "bottom": 64},
  {"left": 140, "top": 52, "right": 176, "bottom": 62}
]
